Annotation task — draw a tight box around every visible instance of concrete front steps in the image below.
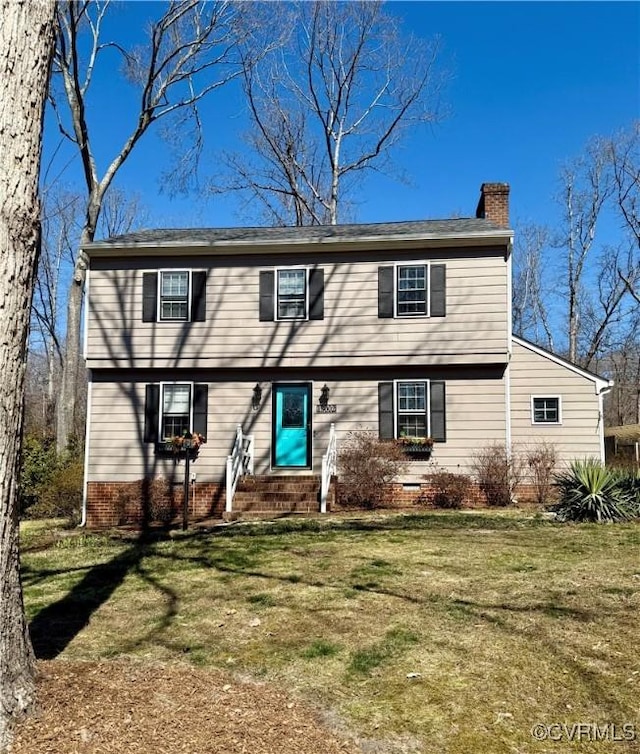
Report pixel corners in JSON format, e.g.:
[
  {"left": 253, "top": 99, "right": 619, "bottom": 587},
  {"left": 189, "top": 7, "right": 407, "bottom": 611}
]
[{"left": 225, "top": 474, "right": 323, "bottom": 520}]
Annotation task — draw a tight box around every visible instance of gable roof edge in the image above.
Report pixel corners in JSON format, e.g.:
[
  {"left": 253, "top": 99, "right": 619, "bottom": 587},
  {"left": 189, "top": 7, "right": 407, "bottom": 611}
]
[{"left": 511, "top": 335, "right": 613, "bottom": 392}]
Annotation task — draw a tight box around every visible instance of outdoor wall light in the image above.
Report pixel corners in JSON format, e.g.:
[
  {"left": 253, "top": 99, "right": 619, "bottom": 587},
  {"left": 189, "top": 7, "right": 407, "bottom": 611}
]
[
  {"left": 319, "top": 384, "right": 330, "bottom": 407},
  {"left": 252, "top": 383, "right": 263, "bottom": 411}
]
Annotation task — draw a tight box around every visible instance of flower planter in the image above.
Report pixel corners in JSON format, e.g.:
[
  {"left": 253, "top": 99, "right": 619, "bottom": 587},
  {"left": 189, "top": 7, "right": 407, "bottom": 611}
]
[{"left": 402, "top": 444, "right": 433, "bottom": 458}]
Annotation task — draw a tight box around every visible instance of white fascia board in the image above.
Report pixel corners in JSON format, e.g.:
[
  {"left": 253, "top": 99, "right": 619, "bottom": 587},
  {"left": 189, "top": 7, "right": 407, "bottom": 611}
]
[{"left": 512, "top": 335, "right": 614, "bottom": 393}]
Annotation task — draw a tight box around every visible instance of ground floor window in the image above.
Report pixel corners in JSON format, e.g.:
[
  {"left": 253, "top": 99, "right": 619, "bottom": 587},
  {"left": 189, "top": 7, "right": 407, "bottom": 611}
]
[
  {"left": 378, "top": 380, "right": 446, "bottom": 443},
  {"left": 397, "top": 381, "right": 429, "bottom": 437},
  {"left": 162, "top": 383, "right": 191, "bottom": 438}
]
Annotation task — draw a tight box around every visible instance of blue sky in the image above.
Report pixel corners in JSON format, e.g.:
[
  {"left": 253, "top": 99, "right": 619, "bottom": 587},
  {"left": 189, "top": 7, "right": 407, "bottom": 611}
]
[{"left": 43, "top": 1, "right": 639, "bottom": 234}]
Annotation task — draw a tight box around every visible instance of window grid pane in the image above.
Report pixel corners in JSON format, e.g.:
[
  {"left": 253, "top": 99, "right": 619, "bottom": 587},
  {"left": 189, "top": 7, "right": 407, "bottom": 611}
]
[
  {"left": 397, "top": 265, "right": 427, "bottom": 315},
  {"left": 397, "top": 382, "right": 427, "bottom": 437},
  {"left": 162, "top": 384, "right": 191, "bottom": 439},
  {"left": 160, "top": 271, "right": 189, "bottom": 321},
  {"left": 277, "top": 269, "right": 307, "bottom": 319},
  {"left": 398, "top": 383, "right": 426, "bottom": 412},
  {"left": 533, "top": 397, "right": 559, "bottom": 423}
]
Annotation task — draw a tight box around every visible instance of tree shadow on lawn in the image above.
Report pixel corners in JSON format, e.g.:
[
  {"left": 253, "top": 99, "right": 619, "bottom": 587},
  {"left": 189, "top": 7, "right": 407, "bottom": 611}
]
[{"left": 27, "top": 527, "right": 178, "bottom": 660}]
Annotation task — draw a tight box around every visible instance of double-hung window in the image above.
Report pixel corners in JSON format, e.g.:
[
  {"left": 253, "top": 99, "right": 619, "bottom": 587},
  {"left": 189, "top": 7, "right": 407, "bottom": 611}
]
[
  {"left": 531, "top": 396, "right": 561, "bottom": 424},
  {"left": 162, "top": 383, "right": 191, "bottom": 439},
  {"left": 259, "top": 267, "right": 324, "bottom": 322},
  {"left": 277, "top": 269, "right": 307, "bottom": 319},
  {"left": 378, "top": 380, "right": 446, "bottom": 443},
  {"left": 377, "top": 263, "right": 446, "bottom": 318},
  {"left": 160, "top": 271, "right": 189, "bottom": 321},
  {"left": 143, "top": 382, "right": 209, "bottom": 445},
  {"left": 397, "top": 265, "right": 428, "bottom": 316},
  {"left": 397, "top": 381, "right": 429, "bottom": 437}
]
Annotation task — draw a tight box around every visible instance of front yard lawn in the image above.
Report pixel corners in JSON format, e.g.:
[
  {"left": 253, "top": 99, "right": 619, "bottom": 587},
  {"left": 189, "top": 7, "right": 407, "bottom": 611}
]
[{"left": 21, "top": 511, "right": 640, "bottom": 753}]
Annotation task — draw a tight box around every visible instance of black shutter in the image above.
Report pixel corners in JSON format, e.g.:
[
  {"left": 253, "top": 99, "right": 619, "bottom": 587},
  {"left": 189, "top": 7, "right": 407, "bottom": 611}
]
[
  {"left": 193, "top": 384, "right": 208, "bottom": 437},
  {"left": 378, "top": 382, "right": 394, "bottom": 439},
  {"left": 308, "top": 268, "right": 324, "bottom": 320},
  {"left": 143, "top": 384, "right": 160, "bottom": 443},
  {"left": 259, "top": 271, "right": 275, "bottom": 321},
  {"left": 191, "top": 270, "right": 207, "bottom": 322},
  {"left": 430, "top": 381, "right": 446, "bottom": 442},
  {"left": 378, "top": 266, "right": 394, "bottom": 318},
  {"left": 142, "top": 272, "right": 157, "bottom": 322},
  {"left": 430, "top": 264, "right": 446, "bottom": 317}
]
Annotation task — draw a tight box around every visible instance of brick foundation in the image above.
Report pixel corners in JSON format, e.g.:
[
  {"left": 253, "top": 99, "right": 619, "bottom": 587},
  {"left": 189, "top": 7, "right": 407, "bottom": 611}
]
[
  {"left": 86, "top": 480, "right": 225, "bottom": 529},
  {"left": 86, "top": 478, "right": 550, "bottom": 528}
]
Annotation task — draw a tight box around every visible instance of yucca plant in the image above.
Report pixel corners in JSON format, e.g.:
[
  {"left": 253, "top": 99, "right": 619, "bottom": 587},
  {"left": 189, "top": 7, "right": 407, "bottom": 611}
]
[{"left": 553, "top": 459, "right": 634, "bottom": 523}]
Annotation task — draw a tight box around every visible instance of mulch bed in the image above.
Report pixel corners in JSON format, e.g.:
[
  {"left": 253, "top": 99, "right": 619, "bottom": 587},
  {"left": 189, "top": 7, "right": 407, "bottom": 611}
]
[{"left": 12, "top": 660, "right": 362, "bottom": 754}]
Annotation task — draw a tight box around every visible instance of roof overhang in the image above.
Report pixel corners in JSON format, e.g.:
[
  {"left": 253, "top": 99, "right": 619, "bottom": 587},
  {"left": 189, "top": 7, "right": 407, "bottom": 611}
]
[{"left": 84, "top": 228, "right": 514, "bottom": 259}]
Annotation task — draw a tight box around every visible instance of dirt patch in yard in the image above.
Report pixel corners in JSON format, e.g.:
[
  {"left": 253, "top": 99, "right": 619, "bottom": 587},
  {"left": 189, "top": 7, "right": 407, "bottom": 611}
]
[{"left": 12, "top": 660, "right": 361, "bottom": 754}]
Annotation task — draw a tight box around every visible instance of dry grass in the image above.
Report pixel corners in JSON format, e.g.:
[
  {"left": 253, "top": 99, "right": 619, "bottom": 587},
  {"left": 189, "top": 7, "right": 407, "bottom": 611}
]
[{"left": 20, "top": 511, "right": 640, "bottom": 753}]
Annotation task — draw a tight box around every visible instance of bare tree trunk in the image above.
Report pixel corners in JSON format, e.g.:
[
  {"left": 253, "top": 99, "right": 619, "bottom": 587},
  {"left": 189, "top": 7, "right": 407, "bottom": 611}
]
[
  {"left": 57, "top": 247, "right": 89, "bottom": 452},
  {"left": 0, "top": 1, "right": 55, "bottom": 750}
]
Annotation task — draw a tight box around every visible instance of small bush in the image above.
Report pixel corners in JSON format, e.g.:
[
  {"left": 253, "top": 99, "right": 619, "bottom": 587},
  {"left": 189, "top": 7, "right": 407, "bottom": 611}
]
[
  {"left": 428, "top": 471, "right": 472, "bottom": 509},
  {"left": 553, "top": 459, "right": 634, "bottom": 522},
  {"left": 526, "top": 441, "right": 557, "bottom": 505},
  {"left": 471, "top": 443, "right": 524, "bottom": 507},
  {"left": 338, "top": 430, "right": 408, "bottom": 509}
]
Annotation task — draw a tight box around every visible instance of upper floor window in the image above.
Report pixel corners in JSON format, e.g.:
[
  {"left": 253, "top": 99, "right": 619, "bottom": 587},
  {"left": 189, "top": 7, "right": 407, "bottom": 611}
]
[
  {"left": 531, "top": 396, "right": 561, "bottom": 424},
  {"left": 160, "top": 271, "right": 189, "bottom": 321},
  {"left": 277, "top": 269, "right": 307, "bottom": 319},
  {"left": 378, "top": 263, "right": 446, "bottom": 319},
  {"left": 259, "top": 267, "right": 324, "bottom": 322},
  {"left": 397, "top": 265, "right": 427, "bottom": 316},
  {"left": 142, "top": 270, "right": 207, "bottom": 323}
]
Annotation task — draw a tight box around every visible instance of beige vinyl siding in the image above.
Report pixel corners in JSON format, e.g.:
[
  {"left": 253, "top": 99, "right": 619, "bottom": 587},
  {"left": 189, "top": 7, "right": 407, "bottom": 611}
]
[
  {"left": 86, "top": 249, "right": 509, "bottom": 370},
  {"left": 87, "top": 370, "right": 507, "bottom": 484},
  {"left": 510, "top": 340, "right": 603, "bottom": 466}
]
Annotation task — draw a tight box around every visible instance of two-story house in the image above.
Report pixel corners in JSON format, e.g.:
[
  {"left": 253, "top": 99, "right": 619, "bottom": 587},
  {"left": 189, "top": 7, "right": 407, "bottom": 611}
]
[{"left": 82, "top": 183, "right": 612, "bottom": 527}]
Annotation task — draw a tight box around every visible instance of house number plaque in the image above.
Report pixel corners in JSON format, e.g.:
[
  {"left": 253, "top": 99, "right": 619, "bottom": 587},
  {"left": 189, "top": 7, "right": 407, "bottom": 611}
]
[{"left": 316, "top": 404, "right": 337, "bottom": 414}]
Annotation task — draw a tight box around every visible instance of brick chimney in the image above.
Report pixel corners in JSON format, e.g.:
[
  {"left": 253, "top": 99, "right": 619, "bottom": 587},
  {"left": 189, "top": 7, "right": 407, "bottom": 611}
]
[{"left": 475, "top": 182, "right": 510, "bottom": 228}]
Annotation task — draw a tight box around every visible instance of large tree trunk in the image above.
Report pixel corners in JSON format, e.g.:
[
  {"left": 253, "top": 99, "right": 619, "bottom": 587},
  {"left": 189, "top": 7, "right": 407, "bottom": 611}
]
[{"left": 0, "top": 1, "right": 55, "bottom": 750}]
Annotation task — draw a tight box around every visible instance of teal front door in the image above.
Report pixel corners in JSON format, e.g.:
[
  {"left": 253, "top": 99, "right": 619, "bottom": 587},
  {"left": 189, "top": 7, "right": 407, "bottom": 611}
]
[{"left": 272, "top": 384, "right": 312, "bottom": 468}]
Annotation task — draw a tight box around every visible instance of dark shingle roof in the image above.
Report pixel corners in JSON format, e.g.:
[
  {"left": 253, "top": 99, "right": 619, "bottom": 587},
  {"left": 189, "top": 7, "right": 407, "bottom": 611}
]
[{"left": 87, "top": 217, "right": 510, "bottom": 249}]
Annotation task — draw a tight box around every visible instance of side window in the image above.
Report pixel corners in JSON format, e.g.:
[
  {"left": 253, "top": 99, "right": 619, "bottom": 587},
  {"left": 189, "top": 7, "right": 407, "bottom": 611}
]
[
  {"left": 378, "top": 380, "right": 446, "bottom": 442},
  {"left": 531, "top": 396, "right": 561, "bottom": 424},
  {"left": 143, "top": 383, "right": 208, "bottom": 443},
  {"left": 378, "top": 264, "right": 446, "bottom": 318},
  {"left": 142, "top": 270, "right": 206, "bottom": 323},
  {"left": 259, "top": 267, "right": 324, "bottom": 321}
]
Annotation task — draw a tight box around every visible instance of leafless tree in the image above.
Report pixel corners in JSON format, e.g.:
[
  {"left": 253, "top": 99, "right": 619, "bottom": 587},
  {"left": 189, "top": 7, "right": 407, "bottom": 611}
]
[
  {"left": 0, "top": 2, "right": 55, "bottom": 749},
  {"left": 51, "top": 0, "right": 259, "bottom": 451},
  {"left": 512, "top": 222, "right": 554, "bottom": 349},
  {"left": 607, "top": 122, "right": 640, "bottom": 302},
  {"left": 218, "top": 0, "right": 447, "bottom": 226}
]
